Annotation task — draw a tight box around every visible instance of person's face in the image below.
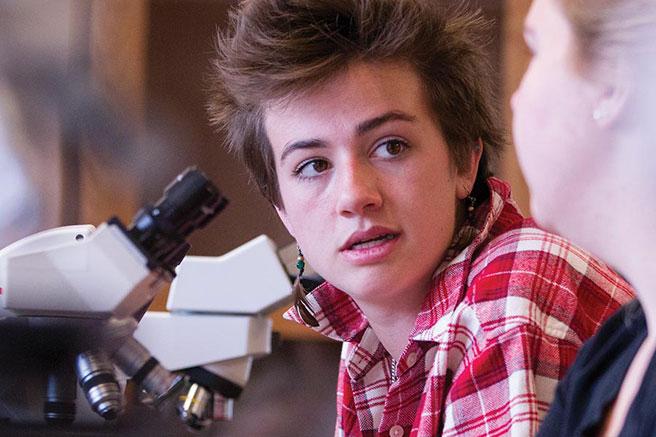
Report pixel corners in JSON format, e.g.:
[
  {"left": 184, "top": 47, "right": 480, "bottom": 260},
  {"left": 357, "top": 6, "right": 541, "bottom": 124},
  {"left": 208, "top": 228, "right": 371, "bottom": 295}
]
[
  {"left": 512, "top": 0, "right": 607, "bottom": 239},
  {"left": 265, "top": 62, "right": 478, "bottom": 308}
]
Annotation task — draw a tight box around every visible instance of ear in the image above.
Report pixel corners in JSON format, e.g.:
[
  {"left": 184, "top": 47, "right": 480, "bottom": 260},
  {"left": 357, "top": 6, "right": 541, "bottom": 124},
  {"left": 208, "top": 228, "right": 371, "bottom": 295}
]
[
  {"left": 275, "top": 205, "right": 296, "bottom": 238},
  {"left": 455, "top": 139, "right": 484, "bottom": 200},
  {"left": 592, "top": 61, "right": 631, "bottom": 128}
]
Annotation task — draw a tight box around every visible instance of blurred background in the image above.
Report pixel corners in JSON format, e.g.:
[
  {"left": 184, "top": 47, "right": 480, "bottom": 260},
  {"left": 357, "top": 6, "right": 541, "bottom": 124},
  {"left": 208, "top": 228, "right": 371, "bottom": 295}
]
[{"left": 0, "top": 0, "right": 532, "bottom": 435}]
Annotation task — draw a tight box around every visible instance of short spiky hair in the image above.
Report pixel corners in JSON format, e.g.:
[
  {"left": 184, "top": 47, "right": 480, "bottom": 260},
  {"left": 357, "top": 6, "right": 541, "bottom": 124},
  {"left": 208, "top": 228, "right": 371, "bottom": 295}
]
[{"left": 208, "top": 0, "right": 504, "bottom": 208}]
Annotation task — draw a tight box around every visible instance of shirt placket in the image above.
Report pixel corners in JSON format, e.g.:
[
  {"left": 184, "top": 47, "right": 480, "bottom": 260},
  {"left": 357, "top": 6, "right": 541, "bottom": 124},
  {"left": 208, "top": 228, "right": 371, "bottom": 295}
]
[{"left": 378, "top": 343, "right": 426, "bottom": 436}]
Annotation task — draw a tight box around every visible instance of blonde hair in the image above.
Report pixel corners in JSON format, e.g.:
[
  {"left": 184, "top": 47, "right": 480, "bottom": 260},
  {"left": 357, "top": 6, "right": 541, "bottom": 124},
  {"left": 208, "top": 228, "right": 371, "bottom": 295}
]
[{"left": 560, "top": 0, "right": 656, "bottom": 67}]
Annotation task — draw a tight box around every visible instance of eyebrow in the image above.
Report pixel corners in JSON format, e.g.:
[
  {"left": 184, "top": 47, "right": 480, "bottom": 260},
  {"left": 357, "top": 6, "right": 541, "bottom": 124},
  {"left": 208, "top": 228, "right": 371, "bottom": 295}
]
[
  {"left": 355, "top": 111, "right": 416, "bottom": 136},
  {"left": 280, "top": 138, "right": 327, "bottom": 163},
  {"left": 279, "top": 110, "right": 417, "bottom": 163}
]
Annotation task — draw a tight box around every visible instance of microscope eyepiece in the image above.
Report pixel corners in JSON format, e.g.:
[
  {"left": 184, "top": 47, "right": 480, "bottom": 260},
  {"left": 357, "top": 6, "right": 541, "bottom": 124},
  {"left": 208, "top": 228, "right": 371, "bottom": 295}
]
[
  {"left": 113, "top": 167, "right": 228, "bottom": 275},
  {"left": 153, "top": 167, "right": 227, "bottom": 236}
]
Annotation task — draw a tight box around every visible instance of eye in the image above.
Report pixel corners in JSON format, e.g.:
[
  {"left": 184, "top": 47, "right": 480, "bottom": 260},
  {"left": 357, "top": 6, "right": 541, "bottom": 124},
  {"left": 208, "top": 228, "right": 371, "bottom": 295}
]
[
  {"left": 372, "top": 138, "right": 409, "bottom": 159},
  {"left": 293, "top": 158, "right": 331, "bottom": 178}
]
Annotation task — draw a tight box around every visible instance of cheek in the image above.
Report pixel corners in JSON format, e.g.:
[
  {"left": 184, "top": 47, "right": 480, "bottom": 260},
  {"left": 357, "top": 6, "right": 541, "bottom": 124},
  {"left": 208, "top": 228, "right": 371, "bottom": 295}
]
[
  {"left": 513, "top": 64, "right": 569, "bottom": 221},
  {"left": 513, "top": 64, "right": 599, "bottom": 229},
  {"left": 404, "top": 163, "right": 458, "bottom": 228},
  {"left": 513, "top": 64, "right": 554, "bottom": 146},
  {"left": 277, "top": 180, "right": 329, "bottom": 243},
  {"left": 514, "top": 64, "right": 576, "bottom": 173}
]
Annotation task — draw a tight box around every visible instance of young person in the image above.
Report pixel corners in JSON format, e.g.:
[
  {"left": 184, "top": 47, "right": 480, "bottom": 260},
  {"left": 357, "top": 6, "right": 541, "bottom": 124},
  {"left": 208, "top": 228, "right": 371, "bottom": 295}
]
[
  {"left": 512, "top": 0, "right": 656, "bottom": 435},
  {"left": 209, "top": 1, "right": 633, "bottom": 435}
]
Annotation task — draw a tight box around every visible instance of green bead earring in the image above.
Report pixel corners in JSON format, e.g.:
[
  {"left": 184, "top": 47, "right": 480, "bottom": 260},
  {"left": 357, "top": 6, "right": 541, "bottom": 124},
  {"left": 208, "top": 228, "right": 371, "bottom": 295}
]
[{"left": 293, "top": 247, "right": 318, "bottom": 327}]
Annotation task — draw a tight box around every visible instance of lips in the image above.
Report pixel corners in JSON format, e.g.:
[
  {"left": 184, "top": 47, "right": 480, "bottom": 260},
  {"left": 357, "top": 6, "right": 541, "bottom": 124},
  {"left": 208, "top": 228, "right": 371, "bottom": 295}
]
[
  {"left": 339, "top": 226, "right": 400, "bottom": 265},
  {"left": 350, "top": 233, "right": 396, "bottom": 249},
  {"left": 341, "top": 226, "right": 400, "bottom": 251}
]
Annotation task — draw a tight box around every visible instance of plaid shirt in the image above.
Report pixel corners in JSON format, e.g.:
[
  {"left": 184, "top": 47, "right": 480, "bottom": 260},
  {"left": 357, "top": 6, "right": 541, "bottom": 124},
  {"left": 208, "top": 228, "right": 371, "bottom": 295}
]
[{"left": 285, "top": 178, "right": 633, "bottom": 437}]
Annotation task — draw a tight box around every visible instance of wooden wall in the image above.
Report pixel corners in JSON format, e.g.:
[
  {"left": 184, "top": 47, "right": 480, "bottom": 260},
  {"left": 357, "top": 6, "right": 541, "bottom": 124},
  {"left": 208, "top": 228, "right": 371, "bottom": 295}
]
[
  {"left": 500, "top": 0, "right": 532, "bottom": 215},
  {"left": 81, "top": 1, "right": 149, "bottom": 226}
]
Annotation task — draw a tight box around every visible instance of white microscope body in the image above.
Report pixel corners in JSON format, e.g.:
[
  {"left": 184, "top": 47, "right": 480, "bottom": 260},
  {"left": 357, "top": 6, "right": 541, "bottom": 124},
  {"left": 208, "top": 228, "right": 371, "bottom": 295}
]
[
  {"left": 136, "top": 234, "right": 292, "bottom": 428},
  {"left": 0, "top": 223, "right": 161, "bottom": 320}
]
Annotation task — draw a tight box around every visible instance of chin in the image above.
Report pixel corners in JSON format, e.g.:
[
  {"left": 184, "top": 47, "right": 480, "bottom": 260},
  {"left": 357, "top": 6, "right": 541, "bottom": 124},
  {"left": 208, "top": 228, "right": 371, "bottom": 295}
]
[
  {"left": 532, "top": 198, "right": 606, "bottom": 259},
  {"left": 332, "top": 271, "right": 395, "bottom": 302},
  {"left": 529, "top": 199, "right": 552, "bottom": 231},
  {"left": 530, "top": 200, "right": 572, "bottom": 245},
  {"left": 528, "top": 185, "right": 564, "bottom": 229}
]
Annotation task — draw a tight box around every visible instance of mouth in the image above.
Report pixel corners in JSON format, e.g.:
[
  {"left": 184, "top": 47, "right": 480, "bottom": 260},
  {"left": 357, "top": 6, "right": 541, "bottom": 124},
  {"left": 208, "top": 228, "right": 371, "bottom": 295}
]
[
  {"left": 348, "top": 233, "right": 397, "bottom": 250},
  {"left": 341, "top": 228, "right": 400, "bottom": 251}
]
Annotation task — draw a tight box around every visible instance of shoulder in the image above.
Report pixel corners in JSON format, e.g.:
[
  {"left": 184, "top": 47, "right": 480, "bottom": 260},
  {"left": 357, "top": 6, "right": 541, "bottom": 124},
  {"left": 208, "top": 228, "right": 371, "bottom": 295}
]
[
  {"left": 464, "top": 220, "right": 633, "bottom": 342},
  {"left": 571, "top": 300, "right": 643, "bottom": 367}
]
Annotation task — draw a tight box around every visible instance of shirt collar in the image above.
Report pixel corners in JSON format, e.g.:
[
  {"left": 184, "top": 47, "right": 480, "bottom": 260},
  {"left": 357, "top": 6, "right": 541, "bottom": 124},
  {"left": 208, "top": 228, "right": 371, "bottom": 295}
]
[{"left": 283, "top": 177, "right": 521, "bottom": 344}]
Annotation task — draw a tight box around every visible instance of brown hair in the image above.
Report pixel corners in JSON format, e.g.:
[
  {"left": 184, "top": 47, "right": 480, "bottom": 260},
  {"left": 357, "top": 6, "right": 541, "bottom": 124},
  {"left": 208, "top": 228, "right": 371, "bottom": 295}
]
[
  {"left": 208, "top": 0, "right": 504, "bottom": 208},
  {"left": 558, "top": 0, "right": 656, "bottom": 68}
]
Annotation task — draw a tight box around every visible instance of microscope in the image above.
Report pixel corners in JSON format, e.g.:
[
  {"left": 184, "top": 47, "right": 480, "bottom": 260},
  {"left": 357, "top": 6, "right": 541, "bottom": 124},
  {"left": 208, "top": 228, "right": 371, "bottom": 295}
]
[{"left": 0, "top": 167, "right": 231, "bottom": 428}]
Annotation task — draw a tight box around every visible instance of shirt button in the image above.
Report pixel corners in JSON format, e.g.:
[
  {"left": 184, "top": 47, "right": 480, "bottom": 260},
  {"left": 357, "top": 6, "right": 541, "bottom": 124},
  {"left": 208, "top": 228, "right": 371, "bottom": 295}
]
[
  {"left": 406, "top": 352, "right": 417, "bottom": 367},
  {"left": 389, "top": 425, "right": 404, "bottom": 437}
]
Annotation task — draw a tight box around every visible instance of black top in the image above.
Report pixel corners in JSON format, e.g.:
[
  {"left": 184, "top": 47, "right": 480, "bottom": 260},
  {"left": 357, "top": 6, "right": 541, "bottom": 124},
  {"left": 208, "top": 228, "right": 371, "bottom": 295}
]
[{"left": 538, "top": 300, "right": 656, "bottom": 436}]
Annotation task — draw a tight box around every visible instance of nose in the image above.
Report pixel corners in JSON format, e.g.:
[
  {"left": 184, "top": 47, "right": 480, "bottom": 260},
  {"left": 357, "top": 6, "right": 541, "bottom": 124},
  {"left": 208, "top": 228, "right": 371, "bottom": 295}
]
[
  {"left": 335, "top": 162, "right": 383, "bottom": 217},
  {"left": 511, "top": 64, "right": 530, "bottom": 113},
  {"left": 511, "top": 85, "right": 521, "bottom": 113}
]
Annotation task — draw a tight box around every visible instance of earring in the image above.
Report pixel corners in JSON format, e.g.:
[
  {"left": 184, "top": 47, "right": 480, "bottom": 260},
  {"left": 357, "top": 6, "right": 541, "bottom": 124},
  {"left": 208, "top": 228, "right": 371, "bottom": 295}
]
[
  {"left": 296, "top": 247, "right": 306, "bottom": 276},
  {"left": 593, "top": 107, "right": 607, "bottom": 121},
  {"left": 293, "top": 247, "right": 319, "bottom": 327},
  {"left": 461, "top": 194, "right": 479, "bottom": 246},
  {"left": 445, "top": 194, "right": 479, "bottom": 262},
  {"left": 466, "top": 195, "right": 476, "bottom": 220}
]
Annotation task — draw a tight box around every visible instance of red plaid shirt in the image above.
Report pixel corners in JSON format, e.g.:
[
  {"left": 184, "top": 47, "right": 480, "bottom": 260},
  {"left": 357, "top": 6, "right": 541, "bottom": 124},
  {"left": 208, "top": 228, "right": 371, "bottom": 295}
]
[{"left": 285, "top": 178, "right": 633, "bottom": 437}]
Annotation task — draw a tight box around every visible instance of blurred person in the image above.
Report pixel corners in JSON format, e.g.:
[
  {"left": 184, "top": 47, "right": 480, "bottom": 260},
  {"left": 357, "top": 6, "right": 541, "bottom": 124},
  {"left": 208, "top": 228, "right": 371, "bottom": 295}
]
[
  {"left": 0, "top": 83, "right": 42, "bottom": 247},
  {"left": 512, "top": 0, "right": 656, "bottom": 435},
  {"left": 209, "top": 0, "right": 633, "bottom": 435}
]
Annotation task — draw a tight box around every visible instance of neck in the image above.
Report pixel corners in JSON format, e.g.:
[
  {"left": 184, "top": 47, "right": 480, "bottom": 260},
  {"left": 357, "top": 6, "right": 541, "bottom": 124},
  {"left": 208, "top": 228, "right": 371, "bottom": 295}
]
[
  {"left": 589, "top": 129, "right": 656, "bottom": 335},
  {"left": 356, "top": 283, "right": 429, "bottom": 360}
]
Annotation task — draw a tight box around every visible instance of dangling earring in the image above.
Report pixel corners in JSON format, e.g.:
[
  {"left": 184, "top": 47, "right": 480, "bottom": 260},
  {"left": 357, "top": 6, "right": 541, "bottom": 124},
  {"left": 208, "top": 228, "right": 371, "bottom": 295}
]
[
  {"left": 293, "top": 247, "right": 319, "bottom": 327},
  {"left": 444, "top": 193, "right": 478, "bottom": 262},
  {"left": 466, "top": 194, "right": 476, "bottom": 222},
  {"left": 461, "top": 193, "right": 479, "bottom": 244}
]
